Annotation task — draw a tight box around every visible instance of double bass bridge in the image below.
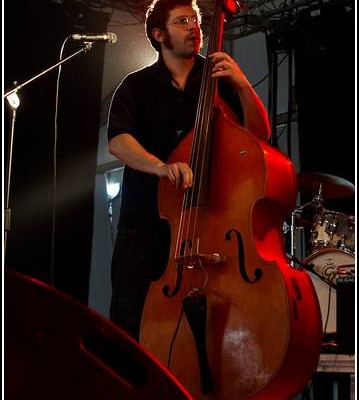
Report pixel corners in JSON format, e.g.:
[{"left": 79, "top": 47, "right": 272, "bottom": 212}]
[{"left": 175, "top": 252, "right": 227, "bottom": 268}]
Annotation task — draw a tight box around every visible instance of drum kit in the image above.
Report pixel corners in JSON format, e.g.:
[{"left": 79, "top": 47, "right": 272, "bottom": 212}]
[{"left": 285, "top": 172, "right": 355, "bottom": 344}]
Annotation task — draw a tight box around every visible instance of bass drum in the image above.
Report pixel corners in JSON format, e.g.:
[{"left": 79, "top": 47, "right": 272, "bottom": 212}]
[{"left": 303, "top": 249, "right": 355, "bottom": 334}]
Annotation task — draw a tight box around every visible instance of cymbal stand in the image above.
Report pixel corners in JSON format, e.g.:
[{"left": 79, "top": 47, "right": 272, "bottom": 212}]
[
  {"left": 289, "top": 210, "right": 296, "bottom": 266},
  {"left": 288, "top": 185, "right": 324, "bottom": 266},
  {"left": 299, "top": 183, "right": 324, "bottom": 211},
  {"left": 288, "top": 207, "right": 307, "bottom": 267}
]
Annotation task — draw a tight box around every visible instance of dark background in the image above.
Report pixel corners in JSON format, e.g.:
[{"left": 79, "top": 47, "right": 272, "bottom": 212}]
[
  {"left": 4, "top": 0, "right": 355, "bottom": 303},
  {"left": 4, "top": 0, "right": 111, "bottom": 303},
  {"left": 294, "top": 3, "right": 355, "bottom": 215}
]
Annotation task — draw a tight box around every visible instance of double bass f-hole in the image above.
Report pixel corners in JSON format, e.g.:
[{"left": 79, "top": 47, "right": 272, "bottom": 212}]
[{"left": 225, "top": 229, "right": 263, "bottom": 283}]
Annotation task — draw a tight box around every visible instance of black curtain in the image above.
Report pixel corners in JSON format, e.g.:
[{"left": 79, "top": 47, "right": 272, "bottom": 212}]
[
  {"left": 4, "top": 0, "right": 110, "bottom": 303},
  {"left": 294, "top": 3, "right": 355, "bottom": 215}
]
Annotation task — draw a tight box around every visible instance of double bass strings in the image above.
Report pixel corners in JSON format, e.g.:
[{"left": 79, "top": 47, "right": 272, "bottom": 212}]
[{"left": 174, "top": 3, "right": 223, "bottom": 296}]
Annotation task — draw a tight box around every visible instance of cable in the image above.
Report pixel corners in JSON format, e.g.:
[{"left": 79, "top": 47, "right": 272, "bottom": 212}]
[{"left": 50, "top": 37, "right": 71, "bottom": 285}]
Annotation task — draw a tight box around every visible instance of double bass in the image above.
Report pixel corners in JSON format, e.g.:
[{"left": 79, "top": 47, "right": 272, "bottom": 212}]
[{"left": 140, "top": 1, "right": 322, "bottom": 399}]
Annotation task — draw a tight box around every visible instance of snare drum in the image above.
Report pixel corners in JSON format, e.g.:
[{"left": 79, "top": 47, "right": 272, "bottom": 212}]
[
  {"left": 304, "top": 249, "right": 355, "bottom": 334},
  {"left": 310, "top": 209, "right": 355, "bottom": 254}
]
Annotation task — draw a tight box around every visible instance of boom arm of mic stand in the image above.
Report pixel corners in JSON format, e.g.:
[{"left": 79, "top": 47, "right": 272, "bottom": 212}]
[
  {"left": 4, "top": 42, "right": 93, "bottom": 98},
  {"left": 3, "top": 42, "right": 94, "bottom": 259}
]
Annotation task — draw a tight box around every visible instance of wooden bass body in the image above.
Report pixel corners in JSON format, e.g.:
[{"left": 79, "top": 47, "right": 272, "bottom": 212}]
[{"left": 141, "top": 102, "right": 322, "bottom": 400}]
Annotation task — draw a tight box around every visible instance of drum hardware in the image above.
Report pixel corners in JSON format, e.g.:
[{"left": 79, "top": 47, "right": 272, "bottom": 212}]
[
  {"left": 287, "top": 190, "right": 324, "bottom": 265},
  {"left": 310, "top": 209, "right": 355, "bottom": 254},
  {"left": 293, "top": 171, "right": 355, "bottom": 255},
  {"left": 337, "top": 264, "right": 355, "bottom": 276},
  {"left": 287, "top": 254, "right": 337, "bottom": 289},
  {"left": 288, "top": 193, "right": 356, "bottom": 341},
  {"left": 302, "top": 249, "right": 355, "bottom": 336},
  {"left": 296, "top": 172, "right": 355, "bottom": 199},
  {"left": 286, "top": 172, "right": 355, "bottom": 269}
]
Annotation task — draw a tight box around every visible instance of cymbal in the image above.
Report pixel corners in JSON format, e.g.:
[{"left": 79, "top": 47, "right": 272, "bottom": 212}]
[{"left": 297, "top": 172, "right": 355, "bottom": 199}]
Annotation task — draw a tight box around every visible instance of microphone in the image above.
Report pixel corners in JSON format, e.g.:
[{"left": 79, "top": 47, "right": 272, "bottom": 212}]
[{"left": 71, "top": 32, "right": 117, "bottom": 44}]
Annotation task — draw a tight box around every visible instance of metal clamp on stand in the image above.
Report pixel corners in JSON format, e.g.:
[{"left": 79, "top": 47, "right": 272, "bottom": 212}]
[{"left": 287, "top": 188, "right": 323, "bottom": 267}]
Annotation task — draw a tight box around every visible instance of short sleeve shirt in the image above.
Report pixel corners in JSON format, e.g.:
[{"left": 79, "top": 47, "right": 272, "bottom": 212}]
[{"left": 107, "top": 54, "right": 244, "bottom": 229}]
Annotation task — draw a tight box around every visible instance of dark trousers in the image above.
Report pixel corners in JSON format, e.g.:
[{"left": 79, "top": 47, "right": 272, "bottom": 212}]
[{"left": 110, "top": 221, "right": 170, "bottom": 340}]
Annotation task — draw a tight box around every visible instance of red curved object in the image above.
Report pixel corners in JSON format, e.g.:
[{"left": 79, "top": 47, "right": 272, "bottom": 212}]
[
  {"left": 5, "top": 268, "right": 194, "bottom": 400},
  {"left": 141, "top": 101, "right": 322, "bottom": 399}
]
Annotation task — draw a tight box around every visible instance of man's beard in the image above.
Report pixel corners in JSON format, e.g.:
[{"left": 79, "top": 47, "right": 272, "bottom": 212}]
[
  {"left": 162, "top": 29, "right": 202, "bottom": 57},
  {"left": 162, "top": 29, "right": 174, "bottom": 50}
]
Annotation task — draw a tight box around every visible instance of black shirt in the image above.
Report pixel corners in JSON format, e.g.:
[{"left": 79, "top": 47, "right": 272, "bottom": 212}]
[{"left": 107, "top": 54, "right": 244, "bottom": 230}]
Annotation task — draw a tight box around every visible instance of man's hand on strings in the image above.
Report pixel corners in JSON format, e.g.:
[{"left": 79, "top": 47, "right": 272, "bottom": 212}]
[
  {"left": 156, "top": 161, "right": 193, "bottom": 189},
  {"left": 210, "top": 51, "right": 250, "bottom": 90}
]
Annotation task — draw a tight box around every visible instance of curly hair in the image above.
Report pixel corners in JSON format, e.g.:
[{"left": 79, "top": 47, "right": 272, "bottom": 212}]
[{"left": 145, "top": 0, "right": 201, "bottom": 52}]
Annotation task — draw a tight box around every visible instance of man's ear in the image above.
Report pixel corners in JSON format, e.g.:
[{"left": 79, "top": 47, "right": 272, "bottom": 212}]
[{"left": 152, "top": 28, "right": 164, "bottom": 44}]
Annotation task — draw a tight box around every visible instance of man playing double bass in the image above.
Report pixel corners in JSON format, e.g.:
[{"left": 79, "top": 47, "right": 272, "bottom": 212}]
[
  {"left": 107, "top": 1, "right": 323, "bottom": 398},
  {"left": 107, "top": 0, "right": 270, "bottom": 342}
]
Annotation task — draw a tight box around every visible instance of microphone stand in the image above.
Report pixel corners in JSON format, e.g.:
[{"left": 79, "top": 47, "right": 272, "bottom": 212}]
[{"left": 3, "top": 42, "right": 93, "bottom": 260}]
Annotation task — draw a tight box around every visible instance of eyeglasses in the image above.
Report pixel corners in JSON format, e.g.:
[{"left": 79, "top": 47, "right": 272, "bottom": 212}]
[{"left": 168, "top": 15, "right": 200, "bottom": 28}]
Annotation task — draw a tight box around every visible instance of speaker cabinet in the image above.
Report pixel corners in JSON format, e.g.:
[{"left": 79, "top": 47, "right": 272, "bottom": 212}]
[{"left": 5, "top": 268, "right": 193, "bottom": 400}]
